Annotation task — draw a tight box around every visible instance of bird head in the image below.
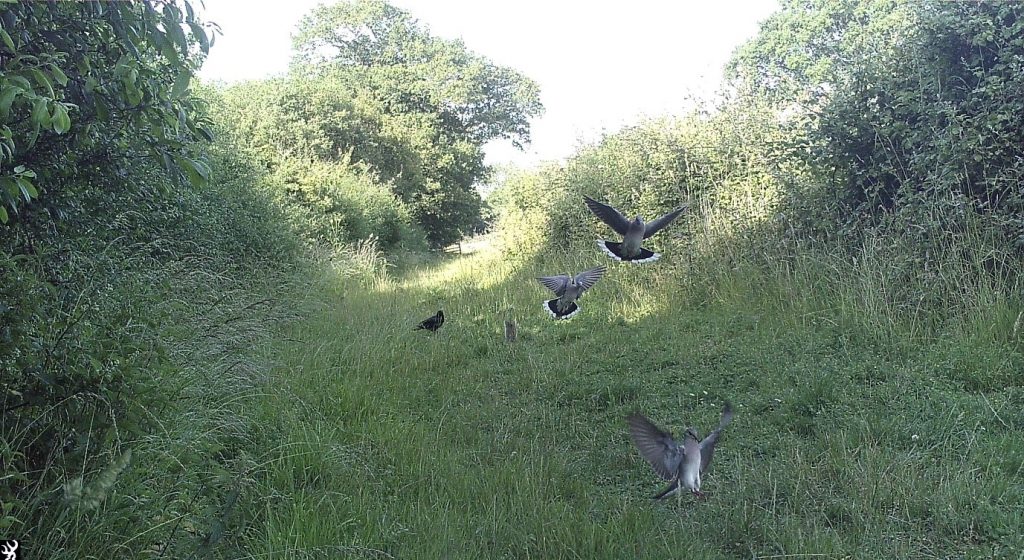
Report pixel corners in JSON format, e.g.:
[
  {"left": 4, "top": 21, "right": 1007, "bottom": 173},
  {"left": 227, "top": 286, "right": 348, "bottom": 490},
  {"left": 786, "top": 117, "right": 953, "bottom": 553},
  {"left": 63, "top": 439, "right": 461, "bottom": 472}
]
[
  {"left": 633, "top": 216, "right": 644, "bottom": 227},
  {"left": 683, "top": 428, "right": 700, "bottom": 443},
  {"left": 437, "top": 310, "right": 444, "bottom": 318}
]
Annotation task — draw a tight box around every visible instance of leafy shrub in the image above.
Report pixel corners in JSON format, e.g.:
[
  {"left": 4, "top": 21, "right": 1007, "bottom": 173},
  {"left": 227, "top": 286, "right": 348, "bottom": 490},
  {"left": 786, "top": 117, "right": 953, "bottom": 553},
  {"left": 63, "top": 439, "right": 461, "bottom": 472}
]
[
  {"left": 269, "top": 157, "right": 417, "bottom": 250},
  {"left": 0, "top": 0, "right": 218, "bottom": 224},
  {"left": 729, "top": 0, "right": 1024, "bottom": 245}
]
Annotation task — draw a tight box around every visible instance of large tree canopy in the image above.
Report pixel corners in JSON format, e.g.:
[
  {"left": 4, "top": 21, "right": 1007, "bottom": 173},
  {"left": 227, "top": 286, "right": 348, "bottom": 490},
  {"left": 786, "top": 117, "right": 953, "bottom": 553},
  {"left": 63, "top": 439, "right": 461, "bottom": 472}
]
[
  {"left": 289, "top": 0, "right": 543, "bottom": 246},
  {"left": 0, "top": 0, "right": 218, "bottom": 225}
]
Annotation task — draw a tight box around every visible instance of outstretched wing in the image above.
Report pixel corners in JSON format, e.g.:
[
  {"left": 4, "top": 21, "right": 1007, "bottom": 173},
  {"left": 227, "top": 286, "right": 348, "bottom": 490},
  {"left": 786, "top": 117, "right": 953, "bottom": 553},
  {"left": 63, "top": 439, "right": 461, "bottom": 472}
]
[
  {"left": 573, "top": 265, "right": 607, "bottom": 292},
  {"left": 584, "top": 196, "right": 632, "bottom": 236},
  {"left": 699, "top": 401, "right": 734, "bottom": 473},
  {"left": 627, "top": 413, "right": 684, "bottom": 481},
  {"left": 536, "top": 274, "right": 569, "bottom": 296},
  {"left": 643, "top": 205, "right": 688, "bottom": 239}
]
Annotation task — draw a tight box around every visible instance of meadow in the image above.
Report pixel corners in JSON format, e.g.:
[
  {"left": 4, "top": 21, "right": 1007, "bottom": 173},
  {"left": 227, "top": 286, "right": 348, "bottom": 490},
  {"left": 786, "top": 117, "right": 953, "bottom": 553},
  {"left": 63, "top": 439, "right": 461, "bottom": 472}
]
[
  {"left": 231, "top": 231, "right": 1023, "bottom": 558},
  {"left": 5, "top": 0, "right": 1024, "bottom": 557}
]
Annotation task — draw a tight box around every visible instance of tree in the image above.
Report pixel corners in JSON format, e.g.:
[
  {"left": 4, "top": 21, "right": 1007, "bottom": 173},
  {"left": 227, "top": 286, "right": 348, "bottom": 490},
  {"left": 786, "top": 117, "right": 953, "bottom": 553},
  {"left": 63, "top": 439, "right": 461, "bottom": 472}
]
[
  {"left": 728, "top": 0, "right": 1024, "bottom": 239},
  {"left": 0, "top": 0, "right": 218, "bottom": 225},
  {"left": 290, "top": 0, "right": 543, "bottom": 246}
]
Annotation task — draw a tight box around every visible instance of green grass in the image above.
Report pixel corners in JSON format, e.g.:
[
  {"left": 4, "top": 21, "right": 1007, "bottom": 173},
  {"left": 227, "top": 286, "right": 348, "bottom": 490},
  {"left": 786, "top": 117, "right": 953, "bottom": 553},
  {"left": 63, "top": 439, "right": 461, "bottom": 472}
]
[{"left": 237, "top": 240, "right": 1024, "bottom": 559}]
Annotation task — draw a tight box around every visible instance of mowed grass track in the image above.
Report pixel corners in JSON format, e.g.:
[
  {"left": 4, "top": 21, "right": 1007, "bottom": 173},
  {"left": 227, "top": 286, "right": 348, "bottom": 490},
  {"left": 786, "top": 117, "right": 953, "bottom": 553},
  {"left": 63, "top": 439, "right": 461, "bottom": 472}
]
[{"left": 242, "top": 244, "right": 1024, "bottom": 559}]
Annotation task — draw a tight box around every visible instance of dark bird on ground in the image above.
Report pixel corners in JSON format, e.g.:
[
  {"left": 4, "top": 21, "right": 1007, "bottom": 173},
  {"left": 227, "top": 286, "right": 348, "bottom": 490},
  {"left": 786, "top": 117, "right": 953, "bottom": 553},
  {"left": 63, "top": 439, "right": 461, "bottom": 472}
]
[
  {"left": 626, "top": 402, "right": 734, "bottom": 501},
  {"left": 583, "top": 195, "right": 688, "bottom": 263},
  {"left": 536, "top": 265, "right": 607, "bottom": 320},
  {"left": 415, "top": 310, "right": 445, "bottom": 332}
]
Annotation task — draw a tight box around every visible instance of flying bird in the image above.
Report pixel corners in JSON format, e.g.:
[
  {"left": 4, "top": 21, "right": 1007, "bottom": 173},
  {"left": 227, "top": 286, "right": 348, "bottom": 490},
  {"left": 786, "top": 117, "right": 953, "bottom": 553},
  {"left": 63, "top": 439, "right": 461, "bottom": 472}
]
[
  {"left": 626, "top": 402, "right": 734, "bottom": 501},
  {"left": 583, "top": 195, "right": 688, "bottom": 263},
  {"left": 415, "top": 310, "right": 445, "bottom": 332},
  {"left": 536, "top": 265, "right": 607, "bottom": 320}
]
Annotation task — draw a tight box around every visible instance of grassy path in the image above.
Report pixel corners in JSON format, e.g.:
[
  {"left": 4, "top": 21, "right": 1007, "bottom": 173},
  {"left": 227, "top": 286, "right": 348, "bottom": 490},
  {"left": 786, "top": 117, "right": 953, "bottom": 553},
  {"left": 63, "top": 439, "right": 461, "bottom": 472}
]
[{"left": 242, "top": 244, "right": 1023, "bottom": 558}]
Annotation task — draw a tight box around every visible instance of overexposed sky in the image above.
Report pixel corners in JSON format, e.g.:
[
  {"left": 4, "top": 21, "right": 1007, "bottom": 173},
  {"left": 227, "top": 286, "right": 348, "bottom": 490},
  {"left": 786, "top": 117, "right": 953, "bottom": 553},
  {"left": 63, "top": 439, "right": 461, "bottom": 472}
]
[{"left": 199, "top": 1, "right": 779, "bottom": 168}]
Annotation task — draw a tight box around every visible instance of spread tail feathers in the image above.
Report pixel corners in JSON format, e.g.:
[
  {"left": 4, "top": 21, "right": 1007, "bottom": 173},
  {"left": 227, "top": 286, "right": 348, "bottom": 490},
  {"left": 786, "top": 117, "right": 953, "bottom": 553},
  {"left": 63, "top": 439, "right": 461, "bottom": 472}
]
[
  {"left": 543, "top": 299, "right": 579, "bottom": 320},
  {"left": 597, "top": 240, "right": 660, "bottom": 264}
]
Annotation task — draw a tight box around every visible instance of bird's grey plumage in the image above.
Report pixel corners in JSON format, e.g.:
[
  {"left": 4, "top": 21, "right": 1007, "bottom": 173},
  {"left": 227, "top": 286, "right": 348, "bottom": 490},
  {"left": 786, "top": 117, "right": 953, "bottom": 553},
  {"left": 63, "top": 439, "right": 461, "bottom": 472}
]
[
  {"left": 627, "top": 402, "right": 733, "bottom": 500},
  {"left": 583, "top": 195, "right": 688, "bottom": 263},
  {"left": 537, "top": 265, "right": 606, "bottom": 319}
]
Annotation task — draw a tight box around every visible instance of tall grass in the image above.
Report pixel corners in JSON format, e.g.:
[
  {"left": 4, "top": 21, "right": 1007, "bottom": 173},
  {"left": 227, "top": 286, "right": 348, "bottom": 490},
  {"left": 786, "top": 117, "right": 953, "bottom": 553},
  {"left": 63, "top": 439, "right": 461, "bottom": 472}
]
[{"left": 231, "top": 220, "right": 1024, "bottom": 558}]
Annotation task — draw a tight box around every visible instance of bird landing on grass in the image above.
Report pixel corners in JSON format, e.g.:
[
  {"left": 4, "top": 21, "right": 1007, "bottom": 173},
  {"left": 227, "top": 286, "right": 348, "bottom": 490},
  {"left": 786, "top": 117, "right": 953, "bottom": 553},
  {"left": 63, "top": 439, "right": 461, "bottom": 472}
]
[{"left": 627, "top": 402, "right": 734, "bottom": 502}]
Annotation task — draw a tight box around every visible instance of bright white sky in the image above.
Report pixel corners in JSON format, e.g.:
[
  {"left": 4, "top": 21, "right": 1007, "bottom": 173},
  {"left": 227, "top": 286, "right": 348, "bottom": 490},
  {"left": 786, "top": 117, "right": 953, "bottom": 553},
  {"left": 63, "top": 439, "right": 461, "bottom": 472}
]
[{"left": 199, "top": 1, "right": 779, "bottom": 169}]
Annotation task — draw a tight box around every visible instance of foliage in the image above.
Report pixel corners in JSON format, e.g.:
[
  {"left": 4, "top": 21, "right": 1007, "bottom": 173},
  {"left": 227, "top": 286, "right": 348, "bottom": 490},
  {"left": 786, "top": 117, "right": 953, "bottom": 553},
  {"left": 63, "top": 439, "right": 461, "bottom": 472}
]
[
  {"left": 1, "top": 154, "right": 306, "bottom": 555},
  {"left": 729, "top": 0, "right": 1024, "bottom": 244},
  {"left": 489, "top": 104, "right": 791, "bottom": 262},
  {"left": 288, "top": 0, "right": 544, "bottom": 246},
  {"left": 273, "top": 157, "right": 418, "bottom": 249},
  {"left": 203, "top": 80, "right": 425, "bottom": 250},
  {"left": 0, "top": 0, "right": 219, "bottom": 224}
]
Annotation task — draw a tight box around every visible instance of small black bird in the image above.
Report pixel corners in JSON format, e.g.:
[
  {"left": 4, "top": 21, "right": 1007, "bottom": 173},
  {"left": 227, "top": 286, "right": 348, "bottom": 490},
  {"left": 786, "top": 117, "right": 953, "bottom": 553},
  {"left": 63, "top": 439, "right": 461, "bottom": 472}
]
[{"left": 415, "top": 310, "right": 445, "bottom": 332}]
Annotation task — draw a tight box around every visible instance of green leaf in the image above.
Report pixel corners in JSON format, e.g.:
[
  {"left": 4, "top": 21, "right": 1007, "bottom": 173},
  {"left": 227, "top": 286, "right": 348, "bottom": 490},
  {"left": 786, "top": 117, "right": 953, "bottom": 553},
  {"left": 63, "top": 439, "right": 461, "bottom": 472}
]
[
  {"left": 31, "top": 98, "right": 50, "bottom": 128},
  {"left": 175, "top": 156, "right": 210, "bottom": 187},
  {"left": 25, "top": 123, "right": 39, "bottom": 150},
  {"left": 171, "top": 70, "right": 191, "bottom": 99},
  {"left": 94, "top": 96, "right": 110, "bottom": 120},
  {"left": 0, "top": 206, "right": 7, "bottom": 224},
  {"left": 0, "top": 28, "right": 13, "bottom": 52},
  {"left": 51, "top": 103, "right": 71, "bottom": 134},
  {"left": 15, "top": 177, "right": 37, "bottom": 201},
  {"left": 7, "top": 75, "right": 31, "bottom": 92},
  {"left": 189, "top": 22, "right": 209, "bottom": 54},
  {"left": 197, "top": 126, "right": 215, "bottom": 142},
  {"left": 163, "top": 5, "right": 188, "bottom": 55},
  {"left": 0, "top": 86, "right": 20, "bottom": 118},
  {"left": 76, "top": 55, "right": 92, "bottom": 75},
  {"left": 48, "top": 64, "right": 69, "bottom": 87},
  {"left": 28, "top": 69, "right": 54, "bottom": 98},
  {"left": 160, "top": 42, "right": 181, "bottom": 66},
  {"left": 1, "top": 177, "right": 17, "bottom": 200}
]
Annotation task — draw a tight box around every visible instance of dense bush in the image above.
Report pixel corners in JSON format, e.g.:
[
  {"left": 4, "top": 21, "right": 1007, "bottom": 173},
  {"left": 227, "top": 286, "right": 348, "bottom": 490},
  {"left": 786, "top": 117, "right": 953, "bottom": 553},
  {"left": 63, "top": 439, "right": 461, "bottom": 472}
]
[
  {"left": 729, "top": 0, "right": 1024, "bottom": 243},
  {"left": 0, "top": 1, "right": 308, "bottom": 554},
  {"left": 273, "top": 157, "right": 419, "bottom": 249},
  {"left": 204, "top": 0, "right": 544, "bottom": 249},
  {"left": 0, "top": 0, "right": 218, "bottom": 224},
  {"left": 490, "top": 103, "right": 790, "bottom": 261}
]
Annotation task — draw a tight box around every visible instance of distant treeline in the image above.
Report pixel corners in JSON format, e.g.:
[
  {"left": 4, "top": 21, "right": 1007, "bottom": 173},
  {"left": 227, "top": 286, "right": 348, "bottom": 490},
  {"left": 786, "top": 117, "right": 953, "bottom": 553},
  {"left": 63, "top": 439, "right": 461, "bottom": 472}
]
[{"left": 205, "top": 1, "right": 542, "bottom": 250}]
